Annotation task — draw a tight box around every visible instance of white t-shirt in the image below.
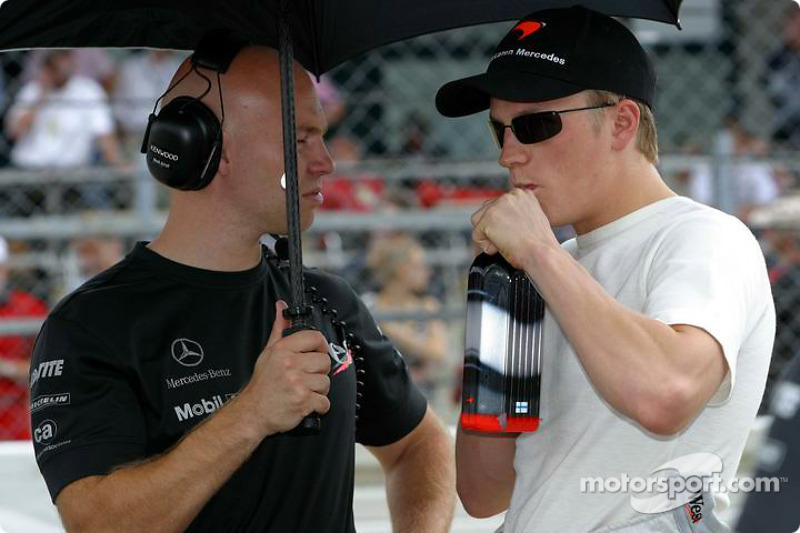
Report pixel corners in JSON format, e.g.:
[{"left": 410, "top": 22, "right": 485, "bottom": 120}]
[
  {"left": 504, "top": 196, "right": 775, "bottom": 532},
  {"left": 8, "top": 76, "right": 114, "bottom": 168}
]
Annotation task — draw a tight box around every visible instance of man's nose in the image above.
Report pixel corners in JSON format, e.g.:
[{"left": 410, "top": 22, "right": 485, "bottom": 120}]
[
  {"left": 498, "top": 130, "right": 527, "bottom": 169},
  {"left": 311, "top": 141, "right": 336, "bottom": 177}
]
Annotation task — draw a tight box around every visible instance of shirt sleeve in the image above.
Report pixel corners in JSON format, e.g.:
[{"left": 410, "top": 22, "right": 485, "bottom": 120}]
[
  {"left": 326, "top": 275, "right": 427, "bottom": 446},
  {"left": 30, "top": 313, "right": 147, "bottom": 502},
  {"left": 643, "top": 214, "right": 769, "bottom": 405}
]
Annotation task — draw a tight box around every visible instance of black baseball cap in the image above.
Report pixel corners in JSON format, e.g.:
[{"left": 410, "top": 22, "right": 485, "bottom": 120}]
[{"left": 436, "top": 6, "right": 656, "bottom": 117}]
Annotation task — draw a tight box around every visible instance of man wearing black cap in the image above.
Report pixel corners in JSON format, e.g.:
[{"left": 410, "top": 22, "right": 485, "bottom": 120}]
[{"left": 438, "top": 6, "right": 775, "bottom": 532}]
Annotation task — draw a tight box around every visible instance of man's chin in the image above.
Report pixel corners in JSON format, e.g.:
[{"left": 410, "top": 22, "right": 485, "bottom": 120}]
[
  {"left": 300, "top": 212, "right": 316, "bottom": 232},
  {"left": 265, "top": 210, "right": 317, "bottom": 236}
]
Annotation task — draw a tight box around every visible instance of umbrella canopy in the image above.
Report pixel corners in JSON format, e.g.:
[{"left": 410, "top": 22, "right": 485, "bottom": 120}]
[{"left": 0, "top": 1, "right": 682, "bottom": 75}]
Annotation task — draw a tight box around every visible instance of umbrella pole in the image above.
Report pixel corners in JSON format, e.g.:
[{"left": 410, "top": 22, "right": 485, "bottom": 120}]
[{"left": 279, "top": 6, "right": 320, "bottom": 433}]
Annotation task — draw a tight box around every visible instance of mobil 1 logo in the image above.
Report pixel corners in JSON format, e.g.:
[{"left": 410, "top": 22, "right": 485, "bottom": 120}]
[{"left": 174, "top": 393, "right": 237, "bottom": 422}]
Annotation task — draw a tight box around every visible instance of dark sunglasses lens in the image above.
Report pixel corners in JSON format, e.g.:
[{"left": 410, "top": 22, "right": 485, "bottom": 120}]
[
  {"left": 489, "top": 121, "right": 505, "bottom": 148},
  {"left": 513, "top": 112, "right": 563, "bottom": 144}
]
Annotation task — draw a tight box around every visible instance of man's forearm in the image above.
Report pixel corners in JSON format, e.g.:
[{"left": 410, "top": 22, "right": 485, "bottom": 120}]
[
  {"left": 455, "top": 427, "right": 516, "bottom": 518},
  {"left": 384, "top": 420, "right": 455, "bottom": 533},
  {"left": 58, "top": 392, "right": 267, "bottom": 532},
  {"left": 525, "top": 243, "right": 721, "bottom": 433}
]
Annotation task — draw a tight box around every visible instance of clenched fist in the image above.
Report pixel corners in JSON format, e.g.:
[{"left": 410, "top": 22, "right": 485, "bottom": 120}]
[
  {"left": 240, "top": 300, "right": 332, "bottom": 436},
  {"left": 471, "top": 188, "right": 560, "bottom": 271}
]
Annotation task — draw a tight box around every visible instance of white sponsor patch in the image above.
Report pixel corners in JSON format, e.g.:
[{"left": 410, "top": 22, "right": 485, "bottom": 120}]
[
  {"left": 30, "top": 360, "right": 64, "bottom": 388},
  {"left": 30, "top": 393, "right": 71, "bottom": 413},
  {"left": 174, "top": 394, "right": 235, "bottom": 422},
  {"left": 489, "top": 47, "right": 566, "bottom": 66},
  {"left": 33, "top": 420, "right": 57, "bottom": 445},
  {"left": 35, "top": 440, "right": 72, "bottom": 461},
  {"left": 171, "top": 339, "right": 204, "bottom": 367},
  {"left": 165, "top": 368, "right": 231, "bottom": 390}
]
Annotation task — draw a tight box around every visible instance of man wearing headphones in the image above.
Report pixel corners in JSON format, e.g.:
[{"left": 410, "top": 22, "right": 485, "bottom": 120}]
[
  {"left": 437, "top": 7, "right": 774, "bottom": 532},
  {"left": 28, "top": 43, "right": 455, "bottom": 531}
]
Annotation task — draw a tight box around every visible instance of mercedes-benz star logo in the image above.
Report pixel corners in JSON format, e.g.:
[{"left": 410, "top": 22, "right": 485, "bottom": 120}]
[{"left": 171, "top": 338, "right": 204, "bottom": 367}]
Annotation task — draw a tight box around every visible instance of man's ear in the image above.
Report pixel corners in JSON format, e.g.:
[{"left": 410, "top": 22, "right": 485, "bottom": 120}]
[{"left": 610, "top": 99, "right": 640, "bottom": 153}]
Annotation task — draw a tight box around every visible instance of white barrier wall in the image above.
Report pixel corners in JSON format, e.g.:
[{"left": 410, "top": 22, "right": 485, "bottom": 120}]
[
  {"left": 0, "top": 442, "right": 62, "bottom": 533},
  {"left": 0, "top": 438, "right": 504, "bottom": 533},
  {"left": 0, "top": 419, "right": 771, "bottom": 533}
]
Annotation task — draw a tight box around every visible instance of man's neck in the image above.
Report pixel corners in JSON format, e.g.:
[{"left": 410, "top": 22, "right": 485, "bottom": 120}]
[
  {"left": 148, "top": 200, "right": 264, "bottom": 272},
  {"left": 572, "top": 159, "right": 675, "bottom": 236}
]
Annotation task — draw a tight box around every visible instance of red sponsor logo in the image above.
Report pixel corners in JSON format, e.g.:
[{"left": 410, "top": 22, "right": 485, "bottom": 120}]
[
  {"left": 332, "top": 346, "right": 353, "bottom": 376},
  {"left": 685, "top": 493, "right": 704, "bottom": 524},
  {"left": 513, "top": 21, "right": 545, "bottom": 40}
]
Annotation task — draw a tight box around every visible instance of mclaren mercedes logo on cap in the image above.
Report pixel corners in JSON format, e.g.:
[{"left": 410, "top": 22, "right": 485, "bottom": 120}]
[
  {"left": 513, "top": 21, "right": 545, "bottom": 40},
  {"left": 171, "top": 338, "right": 204, "bottom": 367}
]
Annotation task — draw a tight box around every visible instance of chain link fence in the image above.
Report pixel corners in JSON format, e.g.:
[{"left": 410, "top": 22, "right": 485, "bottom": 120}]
[{"left": 1, "top": 0, "right": 799, "bottom": 439}]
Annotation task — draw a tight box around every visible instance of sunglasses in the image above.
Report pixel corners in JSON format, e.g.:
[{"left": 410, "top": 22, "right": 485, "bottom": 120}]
[{"left": 488, "top": 102, "right": 616, "bottom": 148}]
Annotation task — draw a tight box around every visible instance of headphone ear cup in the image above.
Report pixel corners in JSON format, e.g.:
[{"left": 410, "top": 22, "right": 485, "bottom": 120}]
[{"left": 144, "top": 96, "right": 222, "bottom": 191}]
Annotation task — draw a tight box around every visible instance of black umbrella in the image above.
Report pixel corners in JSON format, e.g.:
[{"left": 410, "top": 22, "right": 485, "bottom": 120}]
[
  {"left": 0, "top": 0, "right": 682, "bottom": 430},
  {"left": 0, "top": 1, "right": 682, "bottom": 71}
]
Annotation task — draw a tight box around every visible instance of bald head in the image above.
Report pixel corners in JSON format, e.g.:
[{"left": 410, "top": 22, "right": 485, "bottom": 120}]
[
  {"left": 156, "top": 44, "right": 332, "bottom": 237},
  {"left": 163, "top": 46, "right": 315, "bottom": 134}
]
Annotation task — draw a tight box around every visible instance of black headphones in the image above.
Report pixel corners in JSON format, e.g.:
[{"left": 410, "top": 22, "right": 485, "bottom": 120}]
[{"left": 140, "top": 30, "right": 248, "bottom": 191}]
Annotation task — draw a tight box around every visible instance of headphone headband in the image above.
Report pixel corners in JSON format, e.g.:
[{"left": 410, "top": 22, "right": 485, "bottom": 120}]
[{"left": 192, "top": 30, "right": 248, "bottom": 73}]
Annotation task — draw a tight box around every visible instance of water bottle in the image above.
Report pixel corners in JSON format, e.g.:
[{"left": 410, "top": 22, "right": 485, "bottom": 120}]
[{"left": 461, "top": 253, "right": 545, "bottom": 433}]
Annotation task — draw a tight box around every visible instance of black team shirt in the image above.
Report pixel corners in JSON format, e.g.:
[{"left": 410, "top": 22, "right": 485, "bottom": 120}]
[{"left": 29, "top": 242, "right": 427, "bottom": 532}]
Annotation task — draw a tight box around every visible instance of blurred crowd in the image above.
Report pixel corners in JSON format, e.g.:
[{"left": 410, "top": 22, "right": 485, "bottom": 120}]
[{"left": 2, "top": 7, "right": 800, "bottom": 438}]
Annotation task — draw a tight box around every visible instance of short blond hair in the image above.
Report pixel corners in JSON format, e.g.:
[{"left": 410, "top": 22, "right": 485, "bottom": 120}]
[{"left": 586, "top": 90, "right": 658, "bottom": 164}]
